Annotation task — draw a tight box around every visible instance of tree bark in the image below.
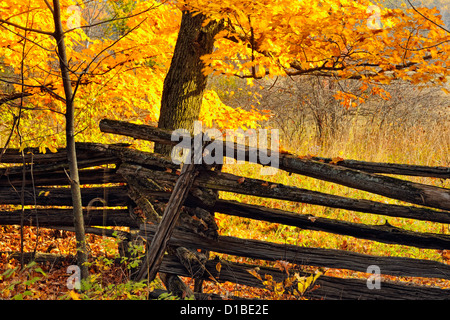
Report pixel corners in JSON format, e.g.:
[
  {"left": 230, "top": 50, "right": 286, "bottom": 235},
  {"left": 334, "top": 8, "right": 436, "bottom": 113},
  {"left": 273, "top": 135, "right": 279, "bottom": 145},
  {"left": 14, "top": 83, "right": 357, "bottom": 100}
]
[
  {"left": 280, "top": 154, "right": 450, "bottom": 211},
  {"left": 213, "top": 199, "right": 450, "bottom": 250},
  {"left": 0, "top": 208, "right": 137, "bottom": 227},
  {"left": 151, "top": 11, "right": 223, "bottom": 296},
  {"left": 155, "top": 10, "right": 223, "bottom": 155},
  {"left": 52, "top": 0, "right": 88, "bottom": 280},
  {"left": 0, "top": 145, "right": 113, "bottom": 164},
  {"left": 1, "top": 168, "right": 123, "bottom": 188},
  {"left": 311, "top": 157, "right": 450, "bottom": 178}
]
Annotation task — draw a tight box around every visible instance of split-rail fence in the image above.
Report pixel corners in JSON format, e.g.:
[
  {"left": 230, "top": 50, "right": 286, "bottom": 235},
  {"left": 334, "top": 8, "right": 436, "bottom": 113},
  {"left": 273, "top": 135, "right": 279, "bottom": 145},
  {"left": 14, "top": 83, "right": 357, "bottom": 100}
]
[{"left": 1, "top": 119, "right": 450, "bottom": 299}]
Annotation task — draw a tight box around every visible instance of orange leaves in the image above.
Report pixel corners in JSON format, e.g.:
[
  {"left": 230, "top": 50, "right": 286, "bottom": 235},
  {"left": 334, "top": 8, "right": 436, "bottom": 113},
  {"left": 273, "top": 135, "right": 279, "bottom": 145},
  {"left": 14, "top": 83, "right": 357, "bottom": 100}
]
[
  {"left": 330, "top": 157, "right": 344, "bottom": 165},
  {"left": 440, "top": 250, "right": 450, "bottom": 263},
  {"left": 278, "top": 146, "right": 292, "bottom": 155},
  {"left": 247, "top": 267, "right": 262, "bottom": 281},
  {"left": 275, "top": 260, "right": 290, "bottom": 274},
  {"left": 68, "top": 290, "right": 81, "bottom": 300},
  {"left": 298, "top": 154, "right": 314, "bottom": 160},
  {"left": 370, "top": 87, "right": 391, "bottom": 101},
  {"left": 215, "top": 261, "right": 222, "bottom": 273},
  {"left": 237, "top": 177, "right": 246, "bottom": 184},
  {"left": 38, "top": 191, "right": 51, "bottom": 197},
  {"left": 333, "top": 91, "right": 366, "bottom": 109}
]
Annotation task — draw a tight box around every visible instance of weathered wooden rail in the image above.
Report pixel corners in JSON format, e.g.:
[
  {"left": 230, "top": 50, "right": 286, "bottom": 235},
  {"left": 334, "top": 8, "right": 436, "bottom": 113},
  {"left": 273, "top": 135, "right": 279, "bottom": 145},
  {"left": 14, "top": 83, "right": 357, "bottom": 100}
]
[{"left": 1, "top": 119, "right": 450, "bottom": 300}]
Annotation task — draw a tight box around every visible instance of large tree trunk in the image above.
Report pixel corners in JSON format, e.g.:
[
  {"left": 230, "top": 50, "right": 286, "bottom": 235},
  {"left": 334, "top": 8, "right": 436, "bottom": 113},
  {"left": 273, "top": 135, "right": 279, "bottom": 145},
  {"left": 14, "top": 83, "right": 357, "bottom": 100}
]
[
  {"left": 153, "top": 11, "right": 222, "bottom": 296},
  {"left": 155, "top": 10, "right": 223, "bottom": 155}
]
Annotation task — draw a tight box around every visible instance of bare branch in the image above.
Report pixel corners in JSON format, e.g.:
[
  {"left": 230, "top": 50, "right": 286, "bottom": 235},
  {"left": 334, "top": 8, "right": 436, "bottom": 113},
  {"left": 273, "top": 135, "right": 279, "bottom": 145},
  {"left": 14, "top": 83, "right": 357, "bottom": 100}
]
[
  {"left": 3, "top": 101, "right": 65, "bottom": 116},
  {"left": 43, "top": 0, "right": 54, "bottom": 15},
  {"left": 0, "top": 78, "right": 66, "bottom": 102},
  {"left": 71, "top": 19, "right": 146, "bottom": 100},
  {"left": 0, "top": 92, "right": 32, "bottom": 105},
  {"left": 61, "top": 1, "right": 166, "bottom": 36},
  {"left": 0, "top": 24, "right": 54, "bottom": 52},
  {"left": 0, "top": 18, "right": 54, "bottom": 36},
  {"left": 406, "top": 0, "right": 450, "bottom": 34}
]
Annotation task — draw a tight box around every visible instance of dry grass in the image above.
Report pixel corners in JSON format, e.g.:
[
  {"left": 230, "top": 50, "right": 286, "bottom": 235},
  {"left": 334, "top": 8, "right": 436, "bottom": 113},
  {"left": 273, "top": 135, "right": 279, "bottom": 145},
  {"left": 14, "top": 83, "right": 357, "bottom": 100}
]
[{"left": 214, "top": 110, "right": 450, "bottom": 294}]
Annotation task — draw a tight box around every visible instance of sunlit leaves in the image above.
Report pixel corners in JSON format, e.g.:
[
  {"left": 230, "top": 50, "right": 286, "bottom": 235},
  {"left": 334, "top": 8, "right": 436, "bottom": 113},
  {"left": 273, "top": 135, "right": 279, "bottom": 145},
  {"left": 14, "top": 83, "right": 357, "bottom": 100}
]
[
  {"left": 200, "top": 90, "right": 269, "bottom": 129},
  {"left": 196, "top": 0, "right": 449, "bottom": 101},
  {"left": 0, "top": 0, "right": 448, "bottom": 152},
  {"left": 248, "top": 265, "right": 322, "bottom": 299},
  {"left": 0, "top": 0, "right": 178, "bottom": 150}
]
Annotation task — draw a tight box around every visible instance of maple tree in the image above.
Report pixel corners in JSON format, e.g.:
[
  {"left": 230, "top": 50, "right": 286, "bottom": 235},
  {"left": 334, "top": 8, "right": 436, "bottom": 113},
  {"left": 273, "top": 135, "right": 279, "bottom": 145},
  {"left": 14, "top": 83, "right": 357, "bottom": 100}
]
[
  {"left": 0, "top": 0, "right": 447, "bottom": 152},
  {"left": 0, "top": 0, "right": 448, "bottom": 293}
]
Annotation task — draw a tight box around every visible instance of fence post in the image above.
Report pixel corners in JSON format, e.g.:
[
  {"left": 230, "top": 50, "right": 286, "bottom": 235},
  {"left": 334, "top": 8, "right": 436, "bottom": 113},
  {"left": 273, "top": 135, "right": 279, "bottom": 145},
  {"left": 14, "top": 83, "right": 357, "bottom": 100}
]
[{"left": 135, "top": 136, "right": 203, "bottom": 282}]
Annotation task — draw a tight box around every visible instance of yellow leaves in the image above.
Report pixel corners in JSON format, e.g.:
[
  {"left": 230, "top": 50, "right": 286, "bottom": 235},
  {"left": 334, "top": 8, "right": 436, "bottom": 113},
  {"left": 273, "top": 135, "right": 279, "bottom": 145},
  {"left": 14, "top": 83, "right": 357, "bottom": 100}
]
[
  {"left": 269, "top": 278, "right": 285, "bottom": 296},
  {"left": 1, "top": 0, "right": 448, "bottom": 154},
  {"left": 249, "top": 267, "right": 322, "bottom": 298},
  {"left": 255, "top": 65, "right": 266, "bottom": 78},
  {"left": 0, "top": 0, "right": 176, "bottom": 150},
  {"left": 331, "top": 45, "right": 342, "bottom": 58},
  {"left": 200, "top": 90, "right": 268, "bottom": 130},
  {"left": 201, "top": 0, "right": 447, "bottom": 93},
  {"left": 295, "top": 272, "right": 322, "bottom": 295},
  {"left": 38, "top": 191, "right": 50, "bottom": 197},
  {"left": 68, "top": 290, "right": 80, "bottom": 300},
  {"left": 359, "top": 82, "right": 369, "bottom": 92},
  {"left": 278, "top": 55, "right": 291, "bottom": 69}
]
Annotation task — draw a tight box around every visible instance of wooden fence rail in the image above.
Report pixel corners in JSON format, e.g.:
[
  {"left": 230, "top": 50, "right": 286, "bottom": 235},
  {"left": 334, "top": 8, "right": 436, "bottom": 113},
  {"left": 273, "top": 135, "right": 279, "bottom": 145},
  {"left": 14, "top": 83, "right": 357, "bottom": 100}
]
[
  {"left": 99, "top": 119, "right": 450, "bottom": 211},
  {"left": 1, "top": 119, "right": 449, "bottom": 300}
]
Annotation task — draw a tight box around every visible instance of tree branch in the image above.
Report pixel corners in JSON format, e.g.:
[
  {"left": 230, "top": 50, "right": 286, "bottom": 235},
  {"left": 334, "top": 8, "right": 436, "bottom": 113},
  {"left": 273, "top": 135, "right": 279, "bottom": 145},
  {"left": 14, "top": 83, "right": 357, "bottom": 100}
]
[
  {"left": 406, "top": 0, "right": 450, "bottom": 34},
  {"left": 70, "top": 19, "right": 146, "bottom": 101},
  {"left": 221, "top": 17, "right": 444, "bottom": 82},
  {"left": 61, "top": 1, "right": 165, "bottom": 36},
  {"left": 0, "top": 78, "right": 66, "bottom": 102},
  {"left": 0, "top": 92, "right": 32, "bottom": 105},
  {"left": 0, "top": 24, "right": 54, "bottom": 52},
  {"left": 43, "top": 0, "right": 54, "bottom": 15},
  {"left": 0, "top": 18, "right": 54, "bottom": 36}
]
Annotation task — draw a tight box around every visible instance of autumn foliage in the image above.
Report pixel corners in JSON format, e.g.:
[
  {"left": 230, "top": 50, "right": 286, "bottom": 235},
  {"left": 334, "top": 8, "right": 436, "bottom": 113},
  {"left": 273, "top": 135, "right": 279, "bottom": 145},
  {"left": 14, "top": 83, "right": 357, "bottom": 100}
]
[
  {"left": 0, "top": 0, "right": 449, "bottom": 300},
  {"left": 0, "top": 0, "right": 448, "bottom": 151}
]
